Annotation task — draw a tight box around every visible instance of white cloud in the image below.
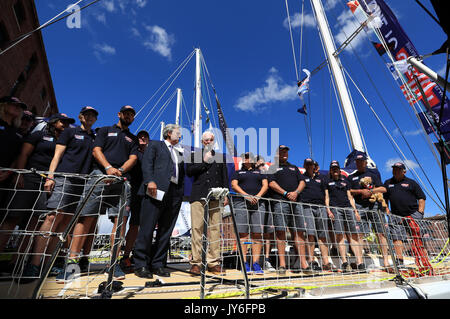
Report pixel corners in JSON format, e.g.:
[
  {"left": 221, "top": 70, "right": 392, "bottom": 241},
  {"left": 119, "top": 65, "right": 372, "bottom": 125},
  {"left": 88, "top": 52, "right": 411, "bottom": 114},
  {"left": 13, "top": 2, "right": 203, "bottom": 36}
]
[
  {"left": 334, "top": 9, "right": 369, "bottom": 49},
  {"left": 393, "top": 127, "right": 423, "bottom": 137},
  {"left": 94, "top": 43, "right": 116, "bottom": 55},
  {"left": 283, "top": 12, "right": 316, "bottom": 29},
  {"left": 385, "top": 158, "right": 419, "bottom": 172},
  {"left": 324, "top": 0, "right": 340, "bottom": 10},
  {"left": 141, "top": 25, "right": 175, "bottom": 60},
  {"left": 95, "top": 13, "right": 107, "bottom": 25},
  {"left": 93, "top": 43, "right": 116, "bottom": 62},
  {"left": 235, "top": 68, "right": 298, "bottom": 112}
]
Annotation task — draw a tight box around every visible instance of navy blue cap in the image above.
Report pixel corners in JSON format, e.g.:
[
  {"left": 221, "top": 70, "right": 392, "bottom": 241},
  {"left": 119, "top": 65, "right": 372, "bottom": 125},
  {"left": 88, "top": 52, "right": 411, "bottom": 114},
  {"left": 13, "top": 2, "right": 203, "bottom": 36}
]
[
  {"left": 120, "top": 105, "right": 136, "bottom": 114},
  {"left": 137, "top": 130, "right": 149, "bottom": 137},
  {"left": 48, "top": 113, "right": 75, "bottom": 124},
  {"left": 329, "top": 160, "right": 340, "bottom": 169},
  {"left": 355, "top": 151, "right": 368, "bottom": 161},
  {"left": 278, "top": 145, "right": 290, "bottom": 151},
  {"left": 0, "top": 96, "right": 27, "bottom": 109},
  {"left": 392, "top": 162, "right": 406, "bottom": 170},
  {"left": 304, "top": 158, "right": 314, "bottom": 166},
  {"left": 80, "top": 106, "right": 99, "bottom": 116}
]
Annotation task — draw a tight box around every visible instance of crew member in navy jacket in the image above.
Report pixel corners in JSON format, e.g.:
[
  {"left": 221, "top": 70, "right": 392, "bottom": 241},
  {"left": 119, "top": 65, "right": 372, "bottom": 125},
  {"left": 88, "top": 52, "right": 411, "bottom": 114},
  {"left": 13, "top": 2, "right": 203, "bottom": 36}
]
[{"left": 133, "top": 124, "right": 184, "bottom": 278}]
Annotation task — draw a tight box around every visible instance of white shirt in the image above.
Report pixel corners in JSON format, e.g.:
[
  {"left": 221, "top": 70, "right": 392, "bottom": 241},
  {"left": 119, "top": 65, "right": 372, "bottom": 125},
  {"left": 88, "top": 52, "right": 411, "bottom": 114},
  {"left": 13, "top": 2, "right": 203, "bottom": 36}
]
[{"left": 164, "top": 140, "right": 179, "bottom": 184}]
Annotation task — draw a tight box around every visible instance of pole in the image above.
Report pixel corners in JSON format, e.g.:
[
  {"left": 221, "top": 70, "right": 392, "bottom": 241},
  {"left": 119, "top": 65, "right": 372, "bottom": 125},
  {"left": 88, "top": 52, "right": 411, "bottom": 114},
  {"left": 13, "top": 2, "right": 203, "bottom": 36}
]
[
  {"left": 194, "top": 48, "right": 202, "bottom": 148},
  {"left": 175, "top": 88, "right": 182, "bottom": 125},
  {"left": 407, "top": 56, "right": 450, "bottom": 94},
  {"left": 160, "top": 121, "right": 165, "bottom": 141},
  {"left": 310, "top": 0, "right": 365, "bottom": 152}
]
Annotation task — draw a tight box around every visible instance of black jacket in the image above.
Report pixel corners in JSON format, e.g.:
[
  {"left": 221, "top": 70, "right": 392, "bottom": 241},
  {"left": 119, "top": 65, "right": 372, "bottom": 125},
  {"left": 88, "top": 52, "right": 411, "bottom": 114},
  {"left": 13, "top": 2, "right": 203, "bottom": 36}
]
[
  {"left": 138, "top": 140, "right": 185, "bottom": 196},
  {"left": 186, "top": 149, "right": 229, "bottom": 202}
]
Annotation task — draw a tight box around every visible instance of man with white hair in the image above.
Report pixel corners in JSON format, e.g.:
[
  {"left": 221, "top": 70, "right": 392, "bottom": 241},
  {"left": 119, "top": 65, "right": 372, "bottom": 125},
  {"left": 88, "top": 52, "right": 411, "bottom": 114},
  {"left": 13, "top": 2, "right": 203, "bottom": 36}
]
[{"left": 186, "top": 130, "right": 229, "bottom": 276}]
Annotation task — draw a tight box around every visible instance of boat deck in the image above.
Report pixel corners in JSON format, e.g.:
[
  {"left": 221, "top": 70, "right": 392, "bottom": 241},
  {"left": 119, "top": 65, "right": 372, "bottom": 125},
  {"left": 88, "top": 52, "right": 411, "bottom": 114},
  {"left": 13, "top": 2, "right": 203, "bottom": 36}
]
[{"left": 35, "top": 260, "right": 450, "bottom": 299}]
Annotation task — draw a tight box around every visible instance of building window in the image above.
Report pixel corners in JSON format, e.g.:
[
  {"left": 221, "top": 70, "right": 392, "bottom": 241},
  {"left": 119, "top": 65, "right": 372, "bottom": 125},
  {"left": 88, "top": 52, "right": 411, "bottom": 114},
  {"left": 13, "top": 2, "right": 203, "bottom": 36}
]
[
  {"left": 40, "top": 87, "right": 47, "bottom": 101},
  {"left": 24, "top": 52, "right": 38, "bottom": 75},
  {"left": 0, "top": 21, "right": 9, "bottom": 47},
  {"left": 13, "top": 1, "right": 26, "bottom": 28}
]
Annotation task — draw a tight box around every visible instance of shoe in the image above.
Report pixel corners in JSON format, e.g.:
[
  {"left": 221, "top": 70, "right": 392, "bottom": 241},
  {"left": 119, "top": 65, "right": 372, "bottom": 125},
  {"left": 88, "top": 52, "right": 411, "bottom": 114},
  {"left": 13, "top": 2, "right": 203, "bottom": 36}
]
[
  {"left": 153, "top": 267, "right": 170, "bottom": 277},
  {"left": 340, "top": 262, "right": 351, "bottom": 273},
  {"left": 277, "top": 266, "right": 286, "bottom": 275},
  {"left": 264, "top": 259, "right": 276, "bottom": 272},
  {"left": 311, "top": 261, "right": 322, "bottom": 272},
  {"left": 134, "top": 267, "right": 153, "bottom": 279},
  {"left": 189, "top": 264, "right": 201, "bottom": 276},
  {"left": 322, "top": 263, "right": 337, "bottom": 272},
  {"left": 105, "top": 264, "right": 126, "bottom": 280},
  {"left": 120, "top": 257, "right": 132, "bottom": 270},
  {"left": 49, "top": 265, "right": 64, "bottom": 277},
  {"left": 79, "top": 256, "right": 89, "bottom": 273},
  {"left": 301, "top": 266, "right": 313, "bottom": 275},
  {"left": 356, "top": 263, "right": 367, "bottom": 273},
  {"left": 252, "top": 262, "right": 264, "bottom": 275},
  {"left": 56, "top": 261, "right": 80, "bottom": 283},
  {"left": 207, "top": 265, "right": 225, "bottom": 275},
  {"left": 244, "top": 262, "right": 252, "bottom": 274},
  {"left": 18, "top": 263, "right": 40, "bottom": 283}
]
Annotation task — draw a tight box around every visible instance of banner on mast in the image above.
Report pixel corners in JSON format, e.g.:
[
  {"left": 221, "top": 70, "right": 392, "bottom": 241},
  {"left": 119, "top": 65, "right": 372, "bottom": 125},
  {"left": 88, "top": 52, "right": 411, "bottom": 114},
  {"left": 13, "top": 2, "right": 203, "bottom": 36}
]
[{"left": 350, "top": 0, "right": 450, "bottom": 140}]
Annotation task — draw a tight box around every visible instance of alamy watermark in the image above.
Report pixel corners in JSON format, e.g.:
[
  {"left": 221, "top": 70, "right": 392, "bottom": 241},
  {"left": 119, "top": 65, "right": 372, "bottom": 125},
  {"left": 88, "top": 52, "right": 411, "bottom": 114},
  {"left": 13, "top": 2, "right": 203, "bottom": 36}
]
[{"left": 66, "top": 4, "right": 81, "bottom": 29}]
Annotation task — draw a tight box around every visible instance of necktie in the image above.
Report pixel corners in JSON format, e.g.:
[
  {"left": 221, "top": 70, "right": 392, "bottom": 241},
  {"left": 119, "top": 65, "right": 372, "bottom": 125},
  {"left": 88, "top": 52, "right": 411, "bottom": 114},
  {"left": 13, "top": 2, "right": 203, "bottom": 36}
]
[{"left": 169, "top": 145, "right": 177, "bottom": 181}]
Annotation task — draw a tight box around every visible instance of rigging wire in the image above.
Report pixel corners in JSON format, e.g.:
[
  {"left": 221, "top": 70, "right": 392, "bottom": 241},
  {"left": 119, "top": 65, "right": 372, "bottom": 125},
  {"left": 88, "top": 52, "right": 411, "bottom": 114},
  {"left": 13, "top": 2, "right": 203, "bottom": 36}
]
[
  {"left": 145, "top": 89, "right": 177, "bottom": 138},
  {"left": 134, "top": 50, "right": 195, "bottom": 133},
  {"left": 285, "top": 0, "right": 300, "bottom": 81},
  {"left": 0, "top": 0, "right": 94, "bottom": 56}
]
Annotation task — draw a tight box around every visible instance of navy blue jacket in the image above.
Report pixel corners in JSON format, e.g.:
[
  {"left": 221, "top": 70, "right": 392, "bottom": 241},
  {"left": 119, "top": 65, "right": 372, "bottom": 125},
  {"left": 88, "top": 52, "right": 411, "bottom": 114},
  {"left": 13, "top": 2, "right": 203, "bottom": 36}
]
[{"left": 138, "top": 140, "right": 185, "bottom": 196}]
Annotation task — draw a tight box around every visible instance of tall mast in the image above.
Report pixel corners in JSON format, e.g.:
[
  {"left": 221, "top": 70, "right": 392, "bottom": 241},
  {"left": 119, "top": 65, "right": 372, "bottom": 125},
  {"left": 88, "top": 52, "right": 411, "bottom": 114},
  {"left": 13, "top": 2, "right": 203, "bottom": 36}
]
[
  {"left": 175, "top": 88, "right": 182, "bottom": 125},
  {"left": 194, "top": 48, "right": 202, "bottom": 148},
  {"left": 311, "top": 0, "right": 365, "bottom": 152}
]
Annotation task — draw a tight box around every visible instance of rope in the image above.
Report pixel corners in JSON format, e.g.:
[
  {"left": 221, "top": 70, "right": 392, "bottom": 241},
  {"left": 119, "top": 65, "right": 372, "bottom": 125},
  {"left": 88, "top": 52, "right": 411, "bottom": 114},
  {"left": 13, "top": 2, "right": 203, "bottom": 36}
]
[{"left": 285, "top": 0, "right": 299, "bottom": 81}]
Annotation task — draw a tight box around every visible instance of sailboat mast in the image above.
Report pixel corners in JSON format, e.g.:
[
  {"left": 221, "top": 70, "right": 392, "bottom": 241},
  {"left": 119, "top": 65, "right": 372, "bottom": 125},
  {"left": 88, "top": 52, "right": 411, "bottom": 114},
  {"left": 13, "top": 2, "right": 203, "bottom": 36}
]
[
  {"left": 175, "top": 88, "right": 182, "bottom": 125},
  {"left": 310, "top": 0, "right": 365, "bottom": 152},
  {"left": 194, "top": 48, "right": 202, "bottom": 148}
]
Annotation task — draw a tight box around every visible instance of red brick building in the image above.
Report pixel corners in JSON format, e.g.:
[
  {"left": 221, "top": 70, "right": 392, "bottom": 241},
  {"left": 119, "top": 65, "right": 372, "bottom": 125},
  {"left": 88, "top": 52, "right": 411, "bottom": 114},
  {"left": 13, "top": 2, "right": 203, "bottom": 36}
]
[{"left": 0, "top": 0, "right": 58, "bottom": 116}]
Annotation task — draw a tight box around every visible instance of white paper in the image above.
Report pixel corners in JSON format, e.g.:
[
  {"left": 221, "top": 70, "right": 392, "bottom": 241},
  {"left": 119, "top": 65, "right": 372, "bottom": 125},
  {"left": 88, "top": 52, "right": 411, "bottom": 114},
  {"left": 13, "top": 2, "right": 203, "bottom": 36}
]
[{"left": 146, "top": 188, "right": 165, "bottom": 201}]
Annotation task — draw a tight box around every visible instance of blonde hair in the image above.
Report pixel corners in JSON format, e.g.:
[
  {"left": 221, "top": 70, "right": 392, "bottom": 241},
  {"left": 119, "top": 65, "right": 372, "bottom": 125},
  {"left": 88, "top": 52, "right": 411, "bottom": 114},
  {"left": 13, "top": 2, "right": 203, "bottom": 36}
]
[{"left": 0, "top": 103, "right": 23, "bottom": 128}]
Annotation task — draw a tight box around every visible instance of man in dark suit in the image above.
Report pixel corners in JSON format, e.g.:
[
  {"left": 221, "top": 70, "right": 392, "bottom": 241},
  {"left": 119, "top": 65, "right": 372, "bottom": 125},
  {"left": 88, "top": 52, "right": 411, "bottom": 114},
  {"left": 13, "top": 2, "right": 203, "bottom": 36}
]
[
  {"left": 186, "top": 131, "right": 229, "bottom": 276},
  {"left": 134, "top": 124, "right": 184, "bottom": 278}
]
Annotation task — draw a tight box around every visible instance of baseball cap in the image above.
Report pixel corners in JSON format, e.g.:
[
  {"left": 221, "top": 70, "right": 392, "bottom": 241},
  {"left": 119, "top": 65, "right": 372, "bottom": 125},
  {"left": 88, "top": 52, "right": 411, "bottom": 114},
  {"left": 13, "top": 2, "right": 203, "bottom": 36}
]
[
  {"left": 329, "top": 160, "right": 340, "bottom": 169},
  {"left": 48, "top": 113, "right": 75, "bottom": 124},
  {"left": 304, "top": 158, "right": 314, "bottom": 166},
  {"left": 120, "top": 105, "right": 136, "bottom": 114},
  {"left": 355, "top": 151, "right": 368, "bottom": 161},
  {"left": 137, "top": 130, "right": 149, "bottom": 138},
  {"left": 392, "top": 162, "right": 406, "bottom": 170},
  {"left": 80, "top": 106, "right": 99, "bottom": 116},
  {"left": 278, "top": 145, "right": 290, "bottom": 151},
  {"left": 0, "top": 96, "right": 27, "bottom": 110}
]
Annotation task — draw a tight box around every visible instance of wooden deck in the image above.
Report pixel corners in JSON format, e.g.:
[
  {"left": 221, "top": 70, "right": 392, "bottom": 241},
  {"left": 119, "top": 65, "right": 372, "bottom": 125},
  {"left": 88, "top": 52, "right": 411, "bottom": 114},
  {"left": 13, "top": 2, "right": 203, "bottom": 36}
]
[{"left": 35, "top": 261, "right": 450, "bottom": 299}]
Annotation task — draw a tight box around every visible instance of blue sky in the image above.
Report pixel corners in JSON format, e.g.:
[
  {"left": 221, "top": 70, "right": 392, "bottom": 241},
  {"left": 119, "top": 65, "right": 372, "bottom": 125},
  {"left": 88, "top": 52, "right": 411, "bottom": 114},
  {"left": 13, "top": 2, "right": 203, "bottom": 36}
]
[{"left": 34, "top": 0, "right": 449, "bottom": 217}]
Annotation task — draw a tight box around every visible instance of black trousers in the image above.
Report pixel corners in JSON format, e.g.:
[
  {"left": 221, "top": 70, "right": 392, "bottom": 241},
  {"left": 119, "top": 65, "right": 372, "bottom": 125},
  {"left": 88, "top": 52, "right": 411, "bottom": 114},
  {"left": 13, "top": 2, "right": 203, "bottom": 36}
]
[{"left": 133, "top": 182, "right": 183, "bottom": 269}]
